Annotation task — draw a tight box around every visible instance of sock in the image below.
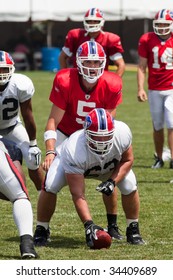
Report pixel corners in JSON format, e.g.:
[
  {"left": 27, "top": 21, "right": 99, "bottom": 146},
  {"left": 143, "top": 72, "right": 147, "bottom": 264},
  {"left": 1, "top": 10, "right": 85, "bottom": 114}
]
[
  {"left": 107, "top": 214, "right": 117, "bottom": 226},
  {"left": 126, "top": 219, "right": 138, "bottom": 227},
  {"left": 37, "top": 222, "right": 49, "bottom": 230},
  {"left": 13, "top": 199, "right": 33, "bottom": 236}
]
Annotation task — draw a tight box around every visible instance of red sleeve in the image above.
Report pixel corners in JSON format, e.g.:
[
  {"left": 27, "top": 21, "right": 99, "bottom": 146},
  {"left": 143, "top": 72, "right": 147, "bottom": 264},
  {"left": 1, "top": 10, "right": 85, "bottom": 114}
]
[
  {"left": 49, "top": 69, "right": 71, "bottom": 110},
  {"left": 138, "top": 33, "right": 150, "bottom": 58}
]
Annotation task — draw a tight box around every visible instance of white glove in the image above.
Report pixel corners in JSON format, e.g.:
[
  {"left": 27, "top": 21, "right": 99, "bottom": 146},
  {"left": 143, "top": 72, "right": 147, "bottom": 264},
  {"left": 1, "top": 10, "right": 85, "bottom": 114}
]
[{"left": 28, "top": 146, "right": 41, "bottom": 166}]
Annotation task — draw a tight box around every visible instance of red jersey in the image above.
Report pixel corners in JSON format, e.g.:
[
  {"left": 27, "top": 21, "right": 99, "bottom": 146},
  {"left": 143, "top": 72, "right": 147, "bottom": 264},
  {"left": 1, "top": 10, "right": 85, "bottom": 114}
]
[
  {"left": 138, "top": 32, "right": 173, "bottom": 90},
  {"left": 50, "top": 68, "right": 122, "bottom": 136},
  {"left": 63, "top": 28, "right": 124, "bottom": 70}
]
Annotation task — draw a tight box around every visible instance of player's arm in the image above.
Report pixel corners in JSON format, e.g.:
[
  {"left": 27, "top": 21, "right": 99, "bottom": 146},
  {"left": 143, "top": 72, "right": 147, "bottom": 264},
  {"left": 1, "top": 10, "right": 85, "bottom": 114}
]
[
  {"left": 110, "top": 145, "right": 134, "bottom": 183},
  {"left": 137, "top": 56, "right": 148, "bottom": 102},
  {"left": 20, "top": 99, "right": 36, "bottom": 140},
  {"left": 107, "top": 108, "right": 117, "bottom": 119},
  {"left": 96, "top": 145, "right": 134, "bottom": 195},
  {"left": 59, "top": 50, "right": 70, "bottom": 69},
  {"left": 112, "top": 57, "right": 125, "bottom": 77},
  {"left": 66, "top": 173, "right": 92, "bottom": 223},
  {"left": 42, "top": 105, "right": 65, "bottom": 171}
]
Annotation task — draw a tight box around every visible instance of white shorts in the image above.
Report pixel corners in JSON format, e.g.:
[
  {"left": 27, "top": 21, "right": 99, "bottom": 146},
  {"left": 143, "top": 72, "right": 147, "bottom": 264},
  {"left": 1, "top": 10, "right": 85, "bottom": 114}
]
[
  {"left": 148, "top": 89, "right": 173, "bottom": 130},
  {"left": 0, "top": 148, "right": 28, "bottom": 202}
]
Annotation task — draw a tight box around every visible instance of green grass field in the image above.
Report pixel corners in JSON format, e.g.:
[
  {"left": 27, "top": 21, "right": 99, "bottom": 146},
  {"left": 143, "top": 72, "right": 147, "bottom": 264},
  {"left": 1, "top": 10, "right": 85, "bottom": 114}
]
[{"left": 0, "top": 70, "right": 173, "bottom": 260}]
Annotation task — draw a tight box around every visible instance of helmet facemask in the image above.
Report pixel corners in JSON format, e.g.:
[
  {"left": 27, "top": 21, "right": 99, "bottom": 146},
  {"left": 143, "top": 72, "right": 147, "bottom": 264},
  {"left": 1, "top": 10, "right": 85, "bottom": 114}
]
[
  {"left": 85, "top": 129, "right": 114, "bottom": 155},
  {"left": 153, "top": 20, "right": 172, "bottom": 36},
  {"left": 77, "top": 57, "right": 106, "bottom": 83},
  {"left": 0, "top": 51, "right": 15, "bottom": 86},
  {"left": 84, "top": 20, "right": 104, "bottom": 33},
  {"left": 0, "top": 66, "right": 15, "bottom": 86},
  {"left": 84, "top": 108, "right": 115, "bottom": 156}
]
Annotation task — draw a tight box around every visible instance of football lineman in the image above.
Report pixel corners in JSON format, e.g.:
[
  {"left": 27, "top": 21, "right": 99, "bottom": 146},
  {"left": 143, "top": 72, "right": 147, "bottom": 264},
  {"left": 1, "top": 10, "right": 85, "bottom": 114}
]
[
  {"left": 0, "top": 137, "right": 38, "bottom": 259},
  {"left": 34, "top": 41, "right": 123, "bottom": 245},
  {"left": 59, "top": 7, "right": 125, "bottom": 77},
  {"left": 0, "top": 50, "right": 44, "bottom": 191},
  {"left": 137, "top": 9, "right": 173, "bottom": 169},
  {"left": 36, "top": 108, "right": 145, "bottom": 248}
]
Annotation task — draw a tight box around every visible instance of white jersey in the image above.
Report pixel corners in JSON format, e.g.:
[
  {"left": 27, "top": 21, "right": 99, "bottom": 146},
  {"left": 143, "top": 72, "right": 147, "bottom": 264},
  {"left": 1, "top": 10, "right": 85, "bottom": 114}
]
[
  {"left": 0, "top": 73, "right": 34, "bottom": 130},
  {"left": 44, "top": 120, "right": 137, "bottom": 195},
  {"left": 61, "top": 120, "right": 132, "bottom": 180}
]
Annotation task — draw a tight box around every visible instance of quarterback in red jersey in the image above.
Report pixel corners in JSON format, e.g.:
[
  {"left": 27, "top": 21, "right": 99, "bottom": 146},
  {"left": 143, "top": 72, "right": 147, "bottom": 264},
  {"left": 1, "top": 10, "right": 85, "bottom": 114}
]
[
  {"left": 59, "top": 7, "right": 125, "bottom": 77},
  {"left": 33, "top": 41, "right": 123, "bottom": 246},
  {"left": 137, "top": 9, "right": 173, "bottom": 169}
]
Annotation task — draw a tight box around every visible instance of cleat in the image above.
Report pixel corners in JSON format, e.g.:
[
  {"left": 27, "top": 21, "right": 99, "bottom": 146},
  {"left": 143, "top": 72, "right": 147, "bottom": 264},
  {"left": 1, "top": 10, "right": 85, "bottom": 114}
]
[
  {"left": 20, "top": 235, "right": 38, "bottom": 259},
  {"left": 170, "top": 159, "right": 173, "bottom": 169},
  {"left": 34, "top": 225, "right": 50, "bottom": 247},
  {"left": 151, "top": 157, "right": 164, "bottom": 169},
  {"left": 108, "top": 224, "right": 123, "bottom": 240},
  {"left": 126, "top": 222, "right": 145, "bottom": 245},
  {"left": 154, "top": 147, "right": 171, "bottom": 162}
]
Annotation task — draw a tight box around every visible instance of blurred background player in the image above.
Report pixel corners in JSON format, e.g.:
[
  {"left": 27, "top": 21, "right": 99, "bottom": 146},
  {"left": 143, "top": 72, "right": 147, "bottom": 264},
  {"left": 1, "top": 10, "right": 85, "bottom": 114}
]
[
  {"left": 34, "top": 41, "right": 123, "bottom": 246},
  {"left": 137, "top": 9, "right": 173, "bottom": 169},
  {"left": 0, "top": 137, "right": 38, "bottom": 259},
  {"left": 59, "top": 7, "right": 125, "bottom": 77},
  {"left": 0, "top": 50, "right": 44, "bottom": 190}
]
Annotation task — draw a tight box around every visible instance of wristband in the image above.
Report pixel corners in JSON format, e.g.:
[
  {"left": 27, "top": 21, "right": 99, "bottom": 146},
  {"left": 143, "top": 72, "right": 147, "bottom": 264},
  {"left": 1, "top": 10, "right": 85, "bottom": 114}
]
[
  {"left": 84, "top": 220, "right": 93, "bottom": 229},
  {"left": 46, "top": 150, "right": 56, "bottom": 156},
  {"left": 44, "top": 130, "right": 57, "bottom": 142},
  {"left": 107, "top": 178, "right": 116, "bottom": 187},
  {"left": 30, "top": 139, "right": 37, "bottom": 146}
]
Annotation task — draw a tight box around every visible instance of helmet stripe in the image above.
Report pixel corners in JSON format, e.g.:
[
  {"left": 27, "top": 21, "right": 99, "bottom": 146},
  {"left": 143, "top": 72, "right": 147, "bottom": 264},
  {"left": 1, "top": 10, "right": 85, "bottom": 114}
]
[
  {"left": 160, "top": 9, "right": 164, "bottom": 18},
  {"left": 90, "top": 8, "right": 95, "bottom": 16},
  {"left": 97, "top": 108, "right": 107, "bottom": 130},
  {"left": 88, "top": 41, "right": 96, "bottom": 55}
]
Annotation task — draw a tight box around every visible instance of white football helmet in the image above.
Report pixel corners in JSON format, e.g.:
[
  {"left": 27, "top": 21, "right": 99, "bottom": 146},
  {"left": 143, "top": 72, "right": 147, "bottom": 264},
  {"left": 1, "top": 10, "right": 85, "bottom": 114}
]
[
  {"left": 83, "top": 108, "right": 115, "bottom": 156},
  {"left": 83, "top": 8, "right": 105, "bottom": 33},
  {"left": 0, "top": 51, "right": 15, "bottom": 86},
  {"left": 76, "top": 41, "right": 106, "bottom": 84},
  {"left": 153, "top": 9, "right": 173, "bottom": 36}
]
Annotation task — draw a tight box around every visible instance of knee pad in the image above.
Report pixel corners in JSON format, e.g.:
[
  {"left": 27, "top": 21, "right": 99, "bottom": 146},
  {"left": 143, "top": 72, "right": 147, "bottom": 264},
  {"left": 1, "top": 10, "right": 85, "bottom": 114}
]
[{"left": 117, "top": 170, "right": 137, "bottom": 195}]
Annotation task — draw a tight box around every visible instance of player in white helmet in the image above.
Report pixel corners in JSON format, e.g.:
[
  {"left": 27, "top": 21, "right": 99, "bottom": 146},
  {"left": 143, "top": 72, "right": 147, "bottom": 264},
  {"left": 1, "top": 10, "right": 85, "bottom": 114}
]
[
  {"left": 137, "top": 9, "right": 173, "bottom": 169},
  {"left": 0, "top": 50, "right": 44, "bottom": 191},
  {"left": 59, "top": 7, "right": 125, "bottom": 77},
  {"left": 35, "top": 108, "right": 145, "bottom": 247}
]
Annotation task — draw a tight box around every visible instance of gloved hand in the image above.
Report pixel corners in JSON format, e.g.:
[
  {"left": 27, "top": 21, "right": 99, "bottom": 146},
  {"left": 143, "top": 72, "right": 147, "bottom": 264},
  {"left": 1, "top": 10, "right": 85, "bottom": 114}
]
[
  {"left": 28, "top": 146, "right": 41, "bottom": 166},
  {"left": 84, "top": 220, "right": 104, "bottom": 248},
  {"left": 96, "top": 179, "right": 115, "bottom": 196}
]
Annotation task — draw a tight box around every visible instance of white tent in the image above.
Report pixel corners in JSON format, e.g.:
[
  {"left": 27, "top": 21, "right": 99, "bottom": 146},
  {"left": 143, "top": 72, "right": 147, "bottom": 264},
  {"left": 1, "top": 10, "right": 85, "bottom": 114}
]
[
  {"left": 1, "top": 0, "right": 173, "bottom": 22},
  {"left": 1, "top": 0, "right": 173, "bottom": 46}
]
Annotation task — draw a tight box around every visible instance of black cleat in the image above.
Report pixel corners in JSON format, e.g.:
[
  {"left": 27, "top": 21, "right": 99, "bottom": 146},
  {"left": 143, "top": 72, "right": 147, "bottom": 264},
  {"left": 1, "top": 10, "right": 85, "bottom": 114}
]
[
  {"left": 151, "top": 157, "right": 164, "bottom": 169},
  {"left": 20, "top": 235, "right": 38, "bottom": 259},
  {"left": 126, "top": 222, "right": 145, "bottom": 245},
  {"left": 34, "top": 225, "right": 50, "bottom": 247},
  {"left": 108, "top": 224, "right": 123, "bottom": 240}
]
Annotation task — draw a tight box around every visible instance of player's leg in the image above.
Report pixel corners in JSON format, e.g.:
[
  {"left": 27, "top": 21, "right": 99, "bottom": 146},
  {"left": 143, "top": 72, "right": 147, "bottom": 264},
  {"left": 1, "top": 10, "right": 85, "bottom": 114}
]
[{"left": 102, "top": 188, "right": 123, "bottom": 240}]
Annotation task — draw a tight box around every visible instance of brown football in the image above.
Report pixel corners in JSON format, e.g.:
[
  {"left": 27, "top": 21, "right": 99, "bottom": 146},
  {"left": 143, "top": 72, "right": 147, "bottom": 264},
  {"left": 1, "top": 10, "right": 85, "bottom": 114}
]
[{"left": 92, "top": 230, "right": 112, "bottom": 250}]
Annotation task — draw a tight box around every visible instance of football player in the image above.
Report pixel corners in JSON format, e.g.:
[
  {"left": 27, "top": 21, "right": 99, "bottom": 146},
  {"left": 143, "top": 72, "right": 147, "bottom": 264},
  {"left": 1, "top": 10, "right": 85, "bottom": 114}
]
[
  {"left": 37, "top": 108, "right": 145, "bottom": 248},
  {"left": 0, "top": 137, "right": 38, "bottom": 259},
  {"left": 0, "top": 50, "right": 44, "bottom": 191},
  {"left": 137, "top": 9, "right": 173, "bottom": 169},
  {"left": 59, "top": 7, "right": 125, "bottom": 77},
  {"left": 34, "top": 41, "right": 123, "bottom": 246}
]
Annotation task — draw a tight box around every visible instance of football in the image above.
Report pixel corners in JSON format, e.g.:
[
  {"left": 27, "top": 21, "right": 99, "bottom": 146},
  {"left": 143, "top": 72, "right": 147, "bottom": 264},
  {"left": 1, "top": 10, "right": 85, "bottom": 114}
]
[{"left": 92, "top": 230, "right": 112, "bottom": 250}]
